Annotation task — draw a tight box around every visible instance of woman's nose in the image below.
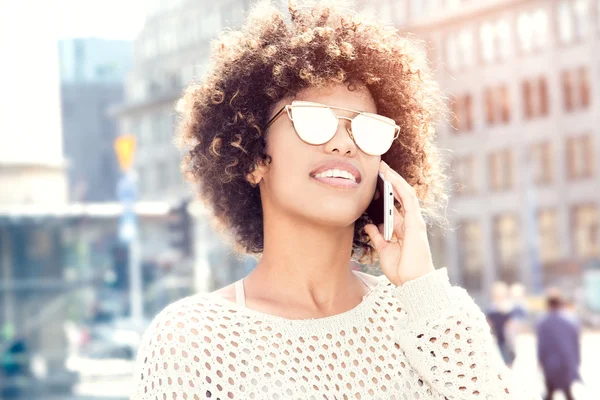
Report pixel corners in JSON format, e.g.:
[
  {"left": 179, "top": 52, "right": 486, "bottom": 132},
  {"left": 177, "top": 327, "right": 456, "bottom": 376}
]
[{"left": 322, "top": 118, "right": 357, "bottom": 156}]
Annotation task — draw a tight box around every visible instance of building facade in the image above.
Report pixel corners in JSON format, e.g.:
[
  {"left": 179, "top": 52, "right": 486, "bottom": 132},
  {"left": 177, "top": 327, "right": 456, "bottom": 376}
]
[
  {"left": 59, "top": 38, "right": 133, "bottom": 202},
  {"left": 113, "top": 0, "right": 250, "bottom": 202},
  {"left": 369, "top": 0, "right": 600, "bottom": 300},
  {"left": 112, "top": 0, "right": 256, "bottom": 293}
]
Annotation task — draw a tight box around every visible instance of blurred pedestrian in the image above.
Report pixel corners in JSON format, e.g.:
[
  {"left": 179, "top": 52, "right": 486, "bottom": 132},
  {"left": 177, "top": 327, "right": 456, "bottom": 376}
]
[
  {"left": 536, "top": 290, "right": 581, "bottom": 400},
  {"left": 505, "top": 283, "right": 530, "bottom": 366},
  {"left": 486, "top": 281, "right": 515, "bottom": 366}
]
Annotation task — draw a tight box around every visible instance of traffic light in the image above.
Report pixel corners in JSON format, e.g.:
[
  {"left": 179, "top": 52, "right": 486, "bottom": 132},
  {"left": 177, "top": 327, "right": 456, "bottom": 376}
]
[{"left": 168, "top": 200, "right": 193, "bottom": 257}]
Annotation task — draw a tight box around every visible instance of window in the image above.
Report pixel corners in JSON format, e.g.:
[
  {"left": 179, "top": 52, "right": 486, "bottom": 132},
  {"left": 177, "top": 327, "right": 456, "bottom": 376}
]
[
  {"left": 488, "top": 149, "right": 514, "bottom": 191},
  {"left": 559, "top": 0, "right": 590, "bottom": 43},
  {"left": 572, "top": 205, "right": 599, "bottom": 258},
  {"left": 485, "top": 88, "right": 494, "bottom": 124},
  {"left": 558, "top": 1, "right": 574, "bottom": 43},
  {"left": 484, "top": 85, "right": 511, "bottom": 125},
  {"left": 156, "top": 161, "right": 169, "bottom": 192},
  {"left": 446, "top": 34, "right": 459, "bottom": 71},
  {"left": 522, "top": 76, "right": 550, "bottom": 119},
  {"left": 457, "top": 220, "right": 483, "bottom": 291},
  {"left": 566, "top": 135, "right": 594, "bottom": 179},
  {"left": 562, "top": 67, "right": 591, "bottom": 112},
  {"left": 140, "top": 116, "right": 151, "bottom": 147},
  {"left": 499, "top": 86, "right": 510, "bottom": 122},
  {"left": 573, "top": 0, "right": 590, "bottom": 39},
  {"left": 452, "top": 155, "right": 476, "bottom": 195},
  {"left": 539, "top": 77, "right": 549, "bottom": 115},
  {"left": 530, "top": 141, "right": 553, "bottom": 185},
  {"left": 138, "top": 166, "right": 148, "bottom": 196},
  {"left": 162, "top": 112, "right": 174, "bottom": 143},
  {"left": 480, "top": 22, "right": 495, "bottom": 63},
  {"left": 377, "top": 0, "right": 394, "bottom": 24},
  {"left": 563, "top": 70, "right": 574, "bottom": 111},
  {"left": 580, "top": 67, "right": 590, "bottom": 107},
  {"left": 450, "top": 94, "right": 473, "bottom": 133},
  {"left": 480, "top": 19, "right": 512, "bottom": 63},
  {"left": 172, "top": 156, "right": 183, "bottom": 188},
  {"left": 151, "top": 114, "right": 162, "bottom": 144},
  {"left": 458, "top": 29, "right": 475, "bottom": 67},
  {"left": 445, "top": 29, "right": 474, "bottom": 71},
  {"left": 517, "top": 8, "right": 548, "bottom": 53},
  {"left": 522, "top": 81, "right": 533, "bottom": 118},
  {"left": 494, "top": 214, "right": 521, "bottom": 283},
  {"left": 538, "top": 209, "right": 561, "bottom": 264}
]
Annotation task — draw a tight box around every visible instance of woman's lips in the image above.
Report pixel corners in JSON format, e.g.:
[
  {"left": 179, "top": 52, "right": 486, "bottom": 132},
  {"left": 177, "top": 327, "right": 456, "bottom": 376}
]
[
  {"left": 311, "top": 176, "right": 360, "bottom": 188},
  {"left": 309, "top": 161, "right": 362, "bottom": 188}
]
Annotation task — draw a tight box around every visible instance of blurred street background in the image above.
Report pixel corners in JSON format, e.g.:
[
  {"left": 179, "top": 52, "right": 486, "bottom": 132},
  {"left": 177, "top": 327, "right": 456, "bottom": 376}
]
[{"left": 1, "top": 0, "right": 599, "bottom": 399}]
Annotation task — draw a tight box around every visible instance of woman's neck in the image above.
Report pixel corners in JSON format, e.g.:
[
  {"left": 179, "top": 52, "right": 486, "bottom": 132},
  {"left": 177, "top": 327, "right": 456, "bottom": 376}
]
[{"left": 245, "top": 211, "right": 363, "bottom": 311}]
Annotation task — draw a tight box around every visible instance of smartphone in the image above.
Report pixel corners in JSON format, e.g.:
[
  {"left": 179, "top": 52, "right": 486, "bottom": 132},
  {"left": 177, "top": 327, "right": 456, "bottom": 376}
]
[{"left": 365, "top": 173, "right": 394, "bottom": 241}]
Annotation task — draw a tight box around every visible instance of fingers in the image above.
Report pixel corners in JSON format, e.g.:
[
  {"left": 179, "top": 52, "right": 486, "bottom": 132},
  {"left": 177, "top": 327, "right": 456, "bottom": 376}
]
[
  {"left": 364, "top": 223, "right": 387, "bottom": 253},
  {"left": 392, "top": 204, "right": 405, "bottom": 237}
]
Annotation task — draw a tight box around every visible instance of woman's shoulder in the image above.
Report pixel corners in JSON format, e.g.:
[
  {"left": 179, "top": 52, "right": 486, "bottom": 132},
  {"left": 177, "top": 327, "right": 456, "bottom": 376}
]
[
  {"left": 137, "top": 292, "right": 240, "bottom": 354},
  {"left": 147, "top": 290, "right": 238, "bottom": 326},
  {"left": 132, "top": 292, "right": 247, "bottom": 398}
]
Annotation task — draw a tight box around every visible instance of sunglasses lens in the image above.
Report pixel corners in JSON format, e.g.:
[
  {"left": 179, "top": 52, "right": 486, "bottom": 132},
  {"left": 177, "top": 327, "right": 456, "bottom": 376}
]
[
  {"left": 290, "top": 105, "right": 337, "bottom": 145},
  {"left": 351, "top": 114, "right": 396, "bottom": 155}
]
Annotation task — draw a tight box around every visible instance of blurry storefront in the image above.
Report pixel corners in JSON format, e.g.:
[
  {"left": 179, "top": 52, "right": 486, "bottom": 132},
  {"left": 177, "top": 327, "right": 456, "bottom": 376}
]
[{"left": 0, "top": 202, "right": 189, "bottom": 396}]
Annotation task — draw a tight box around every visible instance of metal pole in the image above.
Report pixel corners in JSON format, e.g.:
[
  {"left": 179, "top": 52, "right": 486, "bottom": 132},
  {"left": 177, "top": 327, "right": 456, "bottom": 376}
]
[
  {"left": 129, "top": 235, "right": 143, "bottom": 325},
  {"left": 117, "top": 169, "right": 143, "bottom": 325}
]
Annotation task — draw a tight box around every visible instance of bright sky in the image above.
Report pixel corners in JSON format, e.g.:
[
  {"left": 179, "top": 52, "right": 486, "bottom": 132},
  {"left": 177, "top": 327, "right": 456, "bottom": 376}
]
[{"left": 54, "top": 0, "right": 145, "bottom": 40}]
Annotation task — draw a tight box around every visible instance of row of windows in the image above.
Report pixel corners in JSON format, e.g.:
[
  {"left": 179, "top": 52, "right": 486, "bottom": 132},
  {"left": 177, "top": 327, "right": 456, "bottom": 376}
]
[
  {"left": 450, "top": 66, "right": 591, "bottom": 133},
  {"left": 443, "top": 1, "right": 600, "bottom": 71},
  {"left": 138, "top": 157, "right": 184, "bottom": 198},
  {"left": 130, "top": 112, "right": 177, "bottom": 148},
  {"left": 138, "top": 3, "right": 247, "bottom": 60},
  {"left": 458, "top": 204, "right": 599, "bottom": 289},
  {"left": 452, "top": 134, "right": 595, "bottom": 194}
]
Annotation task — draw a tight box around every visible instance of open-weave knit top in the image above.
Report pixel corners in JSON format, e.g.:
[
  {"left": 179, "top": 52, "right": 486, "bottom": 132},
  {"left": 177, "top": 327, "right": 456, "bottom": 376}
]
[{"left": 131, "top": 268, "right": 538, "bottom": 399}]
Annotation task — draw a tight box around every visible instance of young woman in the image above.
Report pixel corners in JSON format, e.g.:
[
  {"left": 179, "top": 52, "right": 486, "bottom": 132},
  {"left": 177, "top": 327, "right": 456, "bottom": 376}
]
[{"left": 132, "top": 1, "right": 538, "bottom": 399}]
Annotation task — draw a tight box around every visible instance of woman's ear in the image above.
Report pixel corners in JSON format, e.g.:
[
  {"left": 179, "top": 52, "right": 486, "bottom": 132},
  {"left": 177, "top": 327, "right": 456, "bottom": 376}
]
[
  {"left": 372, "top": 188, "right": 381, "bottom": 201},
  {"left": 246, "top": 161, "right": 269, "bottom": 187}
]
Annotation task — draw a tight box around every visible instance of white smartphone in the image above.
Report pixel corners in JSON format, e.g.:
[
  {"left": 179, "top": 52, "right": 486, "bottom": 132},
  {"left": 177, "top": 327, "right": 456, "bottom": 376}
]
[{"left": 366, "top": 173, "right": 394, "bottom": 241}]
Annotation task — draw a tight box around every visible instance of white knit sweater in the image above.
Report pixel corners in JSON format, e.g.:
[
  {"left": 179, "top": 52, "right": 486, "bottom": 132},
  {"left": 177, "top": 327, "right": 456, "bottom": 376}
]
[{"left": 131, "top": 268, "right": 538, "bottom": 399}]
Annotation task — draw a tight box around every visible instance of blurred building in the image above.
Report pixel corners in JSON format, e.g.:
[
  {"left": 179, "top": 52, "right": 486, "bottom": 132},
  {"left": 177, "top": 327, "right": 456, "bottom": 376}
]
[
  {"left": 58, "top": 38, "right": 133, "bottom": 85},
  {"left": 59, "top": 38, "right": 133, "bottom": 202},
  {"left": 112, "top": 1, "right": 249, "bottom": 203},
  {"left": 0, "top": 1, "right": 72, "bottom": 394},
  {"left": 365, "top": 0, "right": 600, "bottom": 301},
  {"left": 0, "top": 4, "right": 67, "bottom": 206},
  {"left": 110, "top": 1, "right": 256, "bottom": 297}
]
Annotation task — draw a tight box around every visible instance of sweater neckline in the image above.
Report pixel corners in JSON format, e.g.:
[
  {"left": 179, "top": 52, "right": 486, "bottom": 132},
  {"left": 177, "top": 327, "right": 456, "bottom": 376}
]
[{"left": 207, "top": 271, "right": 384, "bottom": 326}]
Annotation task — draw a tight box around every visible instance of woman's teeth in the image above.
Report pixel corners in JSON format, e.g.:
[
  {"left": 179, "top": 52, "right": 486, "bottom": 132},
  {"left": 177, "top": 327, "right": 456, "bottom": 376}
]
[{"left": 314, "top": 169, "right": 357, "bottom": 183}]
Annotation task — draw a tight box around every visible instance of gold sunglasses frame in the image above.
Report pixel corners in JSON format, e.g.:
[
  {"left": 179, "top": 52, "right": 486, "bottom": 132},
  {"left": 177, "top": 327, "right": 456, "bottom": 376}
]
[{"left": 264, "top": 101, "right": 400, "bottom": 155}]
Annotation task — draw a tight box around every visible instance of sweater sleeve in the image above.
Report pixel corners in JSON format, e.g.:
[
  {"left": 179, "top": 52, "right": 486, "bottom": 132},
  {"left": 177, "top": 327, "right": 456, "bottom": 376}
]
[{"left": 390, "top": 268, "right": 540, "bottom": 400}]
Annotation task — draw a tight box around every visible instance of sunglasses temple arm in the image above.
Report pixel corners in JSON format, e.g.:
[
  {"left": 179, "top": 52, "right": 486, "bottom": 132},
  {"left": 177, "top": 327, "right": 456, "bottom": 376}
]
[{"left": 265, "top": 105, "right": 288, "bottom": 130}]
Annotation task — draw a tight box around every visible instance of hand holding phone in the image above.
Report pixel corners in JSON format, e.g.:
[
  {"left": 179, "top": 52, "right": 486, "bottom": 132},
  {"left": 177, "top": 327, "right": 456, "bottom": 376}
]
[{"left": 365, "top": 173, "right": 394, "bottom": 241}]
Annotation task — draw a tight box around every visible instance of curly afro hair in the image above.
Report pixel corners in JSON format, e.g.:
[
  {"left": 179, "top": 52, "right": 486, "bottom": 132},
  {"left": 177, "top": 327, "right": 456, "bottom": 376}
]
[{"left": 176, "top": 0, "right": 449, "bottom": 262}]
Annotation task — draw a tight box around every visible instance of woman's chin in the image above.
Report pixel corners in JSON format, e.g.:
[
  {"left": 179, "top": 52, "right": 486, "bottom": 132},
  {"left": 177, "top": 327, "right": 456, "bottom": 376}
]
[{"left": 308, "top": 209, "right": 365, "bottom": 228}]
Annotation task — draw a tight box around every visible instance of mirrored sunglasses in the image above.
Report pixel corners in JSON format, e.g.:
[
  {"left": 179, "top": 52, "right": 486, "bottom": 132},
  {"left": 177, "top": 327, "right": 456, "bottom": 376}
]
[{"left": 265, "top": 101, "right": 400, "bottom": 156}]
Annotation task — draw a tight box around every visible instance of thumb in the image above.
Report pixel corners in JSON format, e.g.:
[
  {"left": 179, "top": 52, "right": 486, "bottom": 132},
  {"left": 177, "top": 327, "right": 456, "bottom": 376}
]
[{"left": 364, "top": 223, "right": 387, "bottom": 254}]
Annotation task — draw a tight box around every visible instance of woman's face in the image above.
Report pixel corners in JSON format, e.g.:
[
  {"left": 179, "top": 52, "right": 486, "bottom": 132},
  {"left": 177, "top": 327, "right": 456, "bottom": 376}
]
[{"left": 258, "top": 83, "right": 380, "bottom": 228}]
